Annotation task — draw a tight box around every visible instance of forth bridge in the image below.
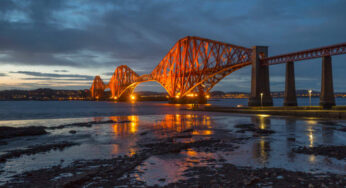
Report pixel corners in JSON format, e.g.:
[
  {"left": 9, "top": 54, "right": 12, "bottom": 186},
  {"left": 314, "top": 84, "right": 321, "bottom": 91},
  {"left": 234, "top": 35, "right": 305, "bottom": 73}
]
[{"left": 90, "top": 36, "right": 346, "bottom": 108}]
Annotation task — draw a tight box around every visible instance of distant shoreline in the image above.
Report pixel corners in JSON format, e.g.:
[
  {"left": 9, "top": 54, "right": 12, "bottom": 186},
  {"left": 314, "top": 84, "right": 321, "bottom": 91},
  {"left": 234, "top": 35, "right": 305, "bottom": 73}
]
[{"left": 1, "top": 96, "right": 345, "bottom": 102}]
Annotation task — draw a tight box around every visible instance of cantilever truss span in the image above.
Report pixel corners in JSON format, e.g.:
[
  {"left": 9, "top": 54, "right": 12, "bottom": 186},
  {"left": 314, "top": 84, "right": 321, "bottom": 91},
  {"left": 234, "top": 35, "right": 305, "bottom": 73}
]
[
  {"left": 90, "top": 76, "right": 106, "bottom": 99},
  {"left": 90, "top": 36, "right": 253, "bottom": 99}
]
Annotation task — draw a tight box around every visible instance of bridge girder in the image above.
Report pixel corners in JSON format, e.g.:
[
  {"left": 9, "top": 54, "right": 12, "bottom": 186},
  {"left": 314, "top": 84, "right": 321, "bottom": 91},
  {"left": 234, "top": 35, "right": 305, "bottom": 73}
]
[
  {"left": 89, "top": 36, "right": 346, "bottom": 103},
  {"left": 93, "top": 36, "right": 252, "bottom": 100},
  {"left": 90, "top": 75, "right": 106, "bottom": 99},
  {"left": 151, "top": 36, "right": 252, "bottom": 97}
]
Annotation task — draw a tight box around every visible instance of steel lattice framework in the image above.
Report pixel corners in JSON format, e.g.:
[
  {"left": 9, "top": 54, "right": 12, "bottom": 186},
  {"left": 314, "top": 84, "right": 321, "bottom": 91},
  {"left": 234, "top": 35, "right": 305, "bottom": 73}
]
[
  {"left": 263, "top": 42, "right": 346, "bottom": 65},
  {"left": 108, "top": 65, "right": 140, "bottom": 98},
  {"left": 90, "top": 76, "right": 106, "bottom": 99},
  {"left": 90, "top": 36, "right": 346, "bottom": 100},
  {"left": 91, "top": 36, "right": 252, "bottom": 99},
  {"left": 151, "top": 36, "right": 252, "bottom": 97}
]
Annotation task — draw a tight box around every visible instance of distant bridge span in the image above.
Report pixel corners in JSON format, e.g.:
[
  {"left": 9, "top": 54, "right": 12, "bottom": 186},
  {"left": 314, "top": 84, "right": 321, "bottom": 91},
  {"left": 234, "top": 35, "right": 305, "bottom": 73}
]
[{"left": 90, "top": 36, "right": 346, "bottom": 107}]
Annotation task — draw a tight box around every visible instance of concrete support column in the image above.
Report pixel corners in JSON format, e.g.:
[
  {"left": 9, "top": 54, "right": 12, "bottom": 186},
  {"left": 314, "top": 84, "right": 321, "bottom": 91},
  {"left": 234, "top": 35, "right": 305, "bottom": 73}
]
[
  {"left": 284, "top": 61, "right": 297, "bottom": 106},
  {"left": 320, "top": 56, "right": 335, "bottom": 109},
  {"left": 248, "top": 46, "right": 273, "bottom": 106}
]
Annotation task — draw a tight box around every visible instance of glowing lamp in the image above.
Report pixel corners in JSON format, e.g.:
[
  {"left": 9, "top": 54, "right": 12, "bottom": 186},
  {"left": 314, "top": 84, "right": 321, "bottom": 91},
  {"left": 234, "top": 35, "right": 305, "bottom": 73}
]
[
  {"left": 175, "top": 95, "right": 180, "bottom": 99},
  {"left": 130, "top": 95, "right": 136, "bottom": 100}
]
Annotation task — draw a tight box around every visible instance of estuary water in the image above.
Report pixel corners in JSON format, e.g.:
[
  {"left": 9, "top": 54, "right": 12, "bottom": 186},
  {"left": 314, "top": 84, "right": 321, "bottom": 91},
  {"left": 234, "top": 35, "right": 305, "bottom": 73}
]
[
  {"left": 1, "top": 97, "right": 346, "bottom": 121},
  {"left": 0, "top": 98, "right": 345, "bottom": 186}
]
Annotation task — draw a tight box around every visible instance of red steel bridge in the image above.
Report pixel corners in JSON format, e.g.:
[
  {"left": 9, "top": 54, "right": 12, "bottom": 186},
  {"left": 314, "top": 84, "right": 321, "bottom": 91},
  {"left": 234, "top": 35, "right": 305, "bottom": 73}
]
[{"left": 90, "top": 36, "right": 346, "bottom": 108}]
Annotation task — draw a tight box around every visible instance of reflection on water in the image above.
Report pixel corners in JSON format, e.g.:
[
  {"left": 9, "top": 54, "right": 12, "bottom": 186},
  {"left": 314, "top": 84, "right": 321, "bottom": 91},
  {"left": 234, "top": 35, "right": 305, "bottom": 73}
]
[
  {"left": 251, "top": 115, "right": 271, "bottom": 164},
  {"left": 322, "top": 124, "right": 335, "bottom": 144},
  {"left": 307, "top": 126, "right": 314, "bottom": 148},
  {"left": 285, "top": 119, "right": 297, "bottom": 161},
  {"left": 110, "top": 115, "right": 139, "bottom": 136},
  {"left": 252, "top": 114, "right": 271, "bottom": 130},
  {"left": 0, "top": 112, "right": 345, "bottom": 185},
  {"left": 155, "top": 114, "right": 212, "bottom": 133},
  {"left": 108, "top": 114, "right": 213, "bottom": 137},
  {"left": 253, "top": 138, "right": 270, "bottom": 164},
  {"left": 222, "top": 115, "right": 346, "bottom": 175}
]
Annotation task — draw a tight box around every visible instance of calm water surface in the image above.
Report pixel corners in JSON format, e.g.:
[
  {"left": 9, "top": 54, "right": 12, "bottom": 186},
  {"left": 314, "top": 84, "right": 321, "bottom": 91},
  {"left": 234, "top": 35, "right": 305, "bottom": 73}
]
[{"left": 1, "top": 97, "right": 346, "bottom": 121}]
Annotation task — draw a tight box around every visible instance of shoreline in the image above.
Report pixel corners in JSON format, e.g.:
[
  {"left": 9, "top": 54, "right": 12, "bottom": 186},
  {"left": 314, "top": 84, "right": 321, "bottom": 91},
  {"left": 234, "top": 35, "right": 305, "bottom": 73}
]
[{"left": 195, "top": 106, "right": 346, "bottom": 119}]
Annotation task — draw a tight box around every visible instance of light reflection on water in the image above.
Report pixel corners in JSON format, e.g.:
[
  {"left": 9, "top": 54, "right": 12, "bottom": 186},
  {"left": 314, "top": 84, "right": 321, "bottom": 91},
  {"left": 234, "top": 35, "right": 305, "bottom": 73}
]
[
  {"left": 107, "top": 114, "right": 213, "bottom": 137},
  {"left": 110, "top": 115, "right": 139, "bottom": 136},
  {"left": 0, "top": 113, "right": 345, "bottom": 185},
  {"left": 221, "top": 115, "right": 345, "bottom": 173},
  {"left": 155, "top": 114, "right": 212, "bottom": 133}
]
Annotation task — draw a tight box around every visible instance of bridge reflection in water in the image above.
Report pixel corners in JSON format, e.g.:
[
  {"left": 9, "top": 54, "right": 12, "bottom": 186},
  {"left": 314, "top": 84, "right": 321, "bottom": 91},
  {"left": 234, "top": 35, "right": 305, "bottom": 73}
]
[
  {"left": 89, "top": 113, "right": 345, "bottom": 183},
  {"left": 110, "top": 115, "right": 139, "bottom": 136},
  {"left": 109, "top": 114, "right": 212, "bottom": 137},
  {"left": 106, "top": 114, "right": 337, "bottom": 162}
]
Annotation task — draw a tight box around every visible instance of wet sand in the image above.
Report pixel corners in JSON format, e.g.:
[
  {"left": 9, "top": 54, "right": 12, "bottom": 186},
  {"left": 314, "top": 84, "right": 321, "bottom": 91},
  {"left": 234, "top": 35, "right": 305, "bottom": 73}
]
[{"left": 0, "top": 114, "right": 345, "bottom": 187}]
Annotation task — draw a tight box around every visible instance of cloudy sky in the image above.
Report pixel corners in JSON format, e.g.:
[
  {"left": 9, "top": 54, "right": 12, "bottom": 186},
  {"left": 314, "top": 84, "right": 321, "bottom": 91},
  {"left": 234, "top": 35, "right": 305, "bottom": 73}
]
[{"left": 0, "top": 0, "right": 345, "bottom": 92}]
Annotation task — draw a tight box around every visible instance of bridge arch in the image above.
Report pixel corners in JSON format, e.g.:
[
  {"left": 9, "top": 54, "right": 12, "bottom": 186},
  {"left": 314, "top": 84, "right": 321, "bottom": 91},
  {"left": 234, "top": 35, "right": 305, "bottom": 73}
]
[
  {"left": 150, "top": 36, "right": 252, "bottom": 97},
  {"left": 116, "top": 80, "right": 171, "bottom": 99},
  {"left": 90, "top": 36, "right": 253, "bottom": 100},
  {"left": 182, "top": 62, "right": 251, "bottom": 97}
]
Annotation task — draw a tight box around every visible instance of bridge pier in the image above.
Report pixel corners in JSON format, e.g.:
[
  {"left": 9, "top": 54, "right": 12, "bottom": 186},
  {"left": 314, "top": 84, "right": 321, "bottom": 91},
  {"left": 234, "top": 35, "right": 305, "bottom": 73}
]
[
  {"left": 284, "top": 61, "right": 297, "bottom": 106},
  {"left": 320, "top": 56, "right": 335, "bottom": 109},
  {"left": 248, "top": 46, "right": 273, "bottom": 106}
]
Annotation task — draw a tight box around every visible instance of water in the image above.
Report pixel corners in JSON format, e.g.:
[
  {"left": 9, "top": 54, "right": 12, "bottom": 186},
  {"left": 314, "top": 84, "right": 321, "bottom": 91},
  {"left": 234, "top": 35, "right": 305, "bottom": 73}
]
[
  {"left": 0, "top": 99, "right": 345, "bottom": 185},
  {"left": 1, "top": 97, "right": 346, "bottom": 121},
  {"left": 211, "top": 97, "right": 346, "bottom": 107}
]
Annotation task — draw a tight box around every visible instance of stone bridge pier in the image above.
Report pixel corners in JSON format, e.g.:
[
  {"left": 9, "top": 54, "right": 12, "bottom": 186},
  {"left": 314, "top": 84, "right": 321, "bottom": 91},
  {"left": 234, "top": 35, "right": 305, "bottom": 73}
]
[
  {"left": 248, "top": 46, "right": 273, "bottom": 106},
  {"left": 320, "top": 56, "right": 335, "bottom": 109},
  {"left": 284, "top": 61, "right": 297, "bottom": 106},
  {"left": 283, "top": 56, "right": 335, "bottom": 109}
]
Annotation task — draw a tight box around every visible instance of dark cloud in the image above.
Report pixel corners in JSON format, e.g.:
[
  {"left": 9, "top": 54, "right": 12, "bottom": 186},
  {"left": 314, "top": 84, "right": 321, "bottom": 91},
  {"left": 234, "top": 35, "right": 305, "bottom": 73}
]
[
  {"left": 21, "top": 77, "right": 91, "bottom": 81},
  {"left": 0, "top": 73, "right": 6, "bottom": 76},
  {"left": 0, "top": 0, "right": 345, "bottom": 91},
  {"left": 11, "top": 71, "right": 93, "bottom": 80},
  {"left": 54, "top": 70, "right": 68, "bottom": 72}
]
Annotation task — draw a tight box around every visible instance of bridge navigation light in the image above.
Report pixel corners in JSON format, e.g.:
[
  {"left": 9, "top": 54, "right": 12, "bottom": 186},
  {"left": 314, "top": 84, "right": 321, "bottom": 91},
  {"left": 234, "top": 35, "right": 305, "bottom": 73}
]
[
  {"left": 206, "top": 95, "right": 210, "bottom": 99},
  {"left": 130, "top": 95, "right": 136, "bottom": 100}
]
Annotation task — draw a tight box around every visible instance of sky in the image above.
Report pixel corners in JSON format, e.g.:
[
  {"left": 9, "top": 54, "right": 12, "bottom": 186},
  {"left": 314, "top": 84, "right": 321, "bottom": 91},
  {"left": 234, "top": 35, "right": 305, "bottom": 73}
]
[{"left": 0, "top": 0, "right": 345, "bottom": 92}]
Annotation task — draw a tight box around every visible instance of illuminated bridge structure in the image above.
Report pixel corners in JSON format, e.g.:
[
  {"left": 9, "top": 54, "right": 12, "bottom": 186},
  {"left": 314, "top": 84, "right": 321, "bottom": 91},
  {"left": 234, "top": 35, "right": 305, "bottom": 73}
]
[{"left": 90, "top": 36, "right": 346, "bottom": 108}]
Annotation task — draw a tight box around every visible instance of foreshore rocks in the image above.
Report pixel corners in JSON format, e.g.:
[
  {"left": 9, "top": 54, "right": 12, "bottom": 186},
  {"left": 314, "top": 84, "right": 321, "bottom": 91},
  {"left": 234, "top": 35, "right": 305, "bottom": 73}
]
[
  {"left": 0, "top": 141, "right": 78, "bottom": 163},
  {"left": 235, "top": 123, "right": 275, "bottom": 135},
  {"left": 0, "top": 126, "right": 47, "bottom": 140},
  {"left": 293, "top": 145, "right": 346, "bottom": 160}
]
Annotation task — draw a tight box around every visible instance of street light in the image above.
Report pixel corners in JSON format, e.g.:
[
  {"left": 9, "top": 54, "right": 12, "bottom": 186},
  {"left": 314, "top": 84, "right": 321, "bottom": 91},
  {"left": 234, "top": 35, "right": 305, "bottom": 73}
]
[
  {"left": 308, "top": 90, "right": 312, "bottom": 108},
  {"left": 260, "top": 92, "right": 263, "bottom": 108}
]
